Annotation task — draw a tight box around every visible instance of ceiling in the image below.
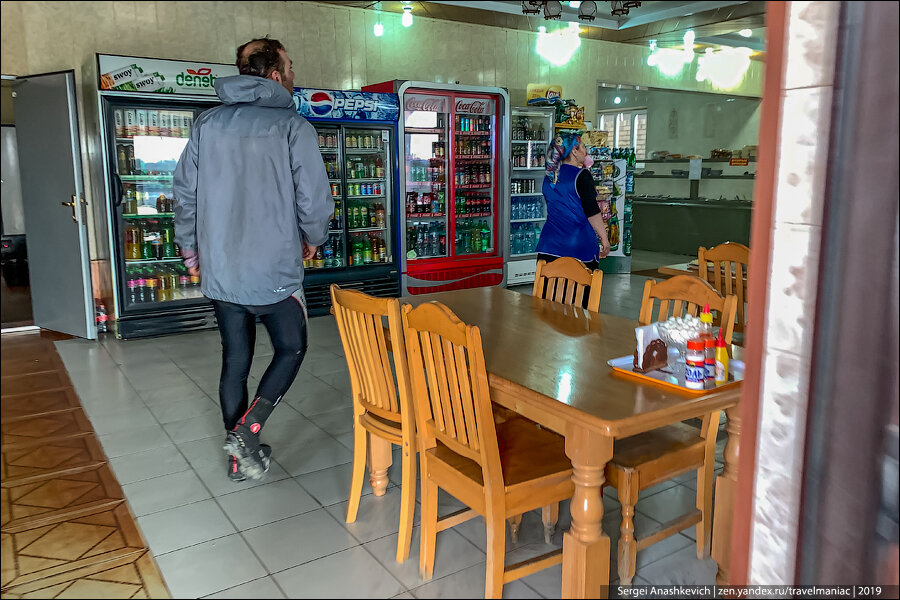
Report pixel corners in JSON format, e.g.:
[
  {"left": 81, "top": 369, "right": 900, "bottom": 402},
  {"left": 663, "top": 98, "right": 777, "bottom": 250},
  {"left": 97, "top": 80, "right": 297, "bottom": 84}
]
[{"left": 317, "top": 1, "right": 766, "bottom": 53}]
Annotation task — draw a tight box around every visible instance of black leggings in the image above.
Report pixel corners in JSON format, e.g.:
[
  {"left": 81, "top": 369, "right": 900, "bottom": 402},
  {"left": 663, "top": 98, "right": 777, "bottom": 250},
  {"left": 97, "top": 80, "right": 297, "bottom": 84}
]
[{"left": 211, "top": 295, "right": 308, "bottom": 431}]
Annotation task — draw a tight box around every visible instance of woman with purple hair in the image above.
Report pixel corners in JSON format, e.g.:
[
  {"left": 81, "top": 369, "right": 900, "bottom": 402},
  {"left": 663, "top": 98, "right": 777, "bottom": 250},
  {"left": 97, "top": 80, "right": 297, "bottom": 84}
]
[{"left": 536, "top": 132, "right": 611, "bottom": 272}]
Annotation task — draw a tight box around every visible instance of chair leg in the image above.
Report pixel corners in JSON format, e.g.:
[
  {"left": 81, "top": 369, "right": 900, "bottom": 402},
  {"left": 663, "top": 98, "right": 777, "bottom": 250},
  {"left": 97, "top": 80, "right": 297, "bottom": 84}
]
[
  {"left": 507, "top": 514, "right": 523, "bottom": 544},
  {"left": 346, "top": 423, "right": 367, "bottom": 523},
  {"left": 696, "top": 463, "right": 714, "bottom": 559},
  {"left": 419, "top": 475, "right": 438, "bottom": 580},
  {"left": 485, "top": 505, "right": 506, "bottom": 599},
  {"left": 367, "top": 435, "right": 392, "bottom": 497},
  {"left": 396, "top": 444, "right": 416, "bottom": 563},
  {"left": 617, "top": 472, "right": 639, "bottom": 586},
  {"left": 542, "top": 503, "right": 559, "bottom": 544}
]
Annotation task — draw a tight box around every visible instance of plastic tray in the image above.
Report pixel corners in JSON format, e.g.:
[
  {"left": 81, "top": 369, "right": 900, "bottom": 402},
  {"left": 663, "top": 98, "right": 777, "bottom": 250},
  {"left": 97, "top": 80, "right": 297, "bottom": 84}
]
[{"left": 607, "top": 356, "right": 744, "bottom": 395}]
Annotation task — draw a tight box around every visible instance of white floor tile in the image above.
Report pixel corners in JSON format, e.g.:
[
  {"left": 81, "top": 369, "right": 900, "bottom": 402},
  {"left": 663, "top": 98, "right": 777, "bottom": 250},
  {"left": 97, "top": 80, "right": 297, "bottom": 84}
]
[
  {"left": 147, "top": 393, "right": 219, "bottom": 424},
  {"left": 123, "top": 469, "right": 211, "bottom": 517},
  {"left": 633, "top": 485, "right": 698, "bottom": 525},
  {"left": 326, "top": 487, "right": 422, "bottom": 545},
  {"left": 204, "top": 576, "right": 286, "bottom": 599},
  {"left": 164, "top": 411, "right": 226, "bottom": 444},
  {"left": 274, "top": 434, "right": 353, "bottom": 477},
  {"left": 98, "top": 423, "right": 173, "bottom": 458},
  {"left": 410, "top": 562, "right": 542, "bottom": 599},
  {"left": 138, "top": 498, "right": 236, "bottom": 555},
  {"left": 242, "top": 508, "right": 359, "bottom": 573},
  {"left": 273, "top": 546, "right": 406, "bottom": 599},
  {"left": 191, "top": 454, "right": 292, "bottom": 497},
  {"left": 217, "top": 477, "right": 320, "bottom": 530},
  {"left": 155, "top": 534, "right": 267, "bottom": 598},
  {"left": 308, "top": 407, "right": 356, "bottom": 436},
  {"left": 108, "top": 445, "right": 190, "bottom": 485},
  {"left": 293, "top": 461, "right": 385, "bottom": 508},
  {"left": 632, "top": 545, "right": 718, "bottom": 586}
]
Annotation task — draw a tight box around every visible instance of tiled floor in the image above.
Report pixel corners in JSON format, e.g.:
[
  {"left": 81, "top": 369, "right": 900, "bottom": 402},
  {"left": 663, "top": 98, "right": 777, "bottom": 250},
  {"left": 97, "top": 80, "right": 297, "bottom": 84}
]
[
  {"left": 0, "top": 332, "right": 169, "bottom": 599},
  {"left": 50, "top": 250, "right": 726, "bottom": 599}
]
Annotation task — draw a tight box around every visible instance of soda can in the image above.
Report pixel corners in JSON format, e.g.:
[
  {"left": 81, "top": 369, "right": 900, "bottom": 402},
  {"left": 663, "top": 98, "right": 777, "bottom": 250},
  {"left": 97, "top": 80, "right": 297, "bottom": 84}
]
[
  {"left": 374, "top": 183, "right": 382, "bottom": 195},
  {"left": 331, "top": 183, "right": 339, "bottom": 196},
  {"left": 365, "top": 183, "right": 372, "bottom": 195}
]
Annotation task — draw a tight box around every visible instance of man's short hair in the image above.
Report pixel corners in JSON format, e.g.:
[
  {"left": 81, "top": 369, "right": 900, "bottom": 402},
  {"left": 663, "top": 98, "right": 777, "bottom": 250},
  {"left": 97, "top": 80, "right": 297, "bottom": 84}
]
[{"left": 236, "top": 37, "right": 285, "bottom": 78}]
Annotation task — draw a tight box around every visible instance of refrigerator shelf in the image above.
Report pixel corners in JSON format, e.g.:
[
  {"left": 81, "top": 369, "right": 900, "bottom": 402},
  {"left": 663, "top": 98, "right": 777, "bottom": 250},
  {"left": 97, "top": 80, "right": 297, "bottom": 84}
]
[
  {"left": 347, "top": 195, "right": 385, "bottom": 200},
  {"left": 510, "top": 252, "right": 538, "bottom": 258},
  {"left": 347, "top": 178, "right": 386, "bottom": 182},
  {"left": 455, "top": 131, "right": 491, "bottom": 137},
  {"left": 408, "top": 254, "right": 447, "bottom": 260},
  {"left": 455, "top": 212, "right": 492, "bottom": 218},
  {"left": 454, "top": 155, "right": 491, "bottom": 161},
  {"left": 405, "top": 127, "right": 445, "bottom": 135},
  {"left": 318, "top": 147, "right": 340, "bottom": 151},
  {"left": 328, "top": 229, "right": 344, "bottom": 234},
  {"left": 348, "top": 226, "right": 388, "bottom": 233},
  {"left": 511, "top": 218, "right": 547, "bottom": 223},
  {"left": 511, "top": 140, "right": 548, "bottom": 144},
  {"left": 406, "top": 213, "right": 446, "bottom": 218},
  {"left": 456, "top": 184, "right": 491, "bottom": 190},
  {"left": 349, "top": 261, "right": 392, "bottom": 267},
  {"left": 120, "top": 175, "right": 174, "bottom": 181},
  {"left": 407, "top": 181, "right": 445, "bottom": 187},
  {"left": 123, "top": 213, "right": 175, "bottom": 219},
  {"left": 510, "top": 193, "right": 542, "bottom": 197},
  {"left": 346, "top": 148, "right": 385, "bottom": 154},
  {"left": 513, "top": 167, "right": 544, "bottom": 171},
  {"left": 328, "top": 179, "right": 342, "bottom": 182},
  {"left": 124, "top": 257, "right": 183, "bottom": 264}
]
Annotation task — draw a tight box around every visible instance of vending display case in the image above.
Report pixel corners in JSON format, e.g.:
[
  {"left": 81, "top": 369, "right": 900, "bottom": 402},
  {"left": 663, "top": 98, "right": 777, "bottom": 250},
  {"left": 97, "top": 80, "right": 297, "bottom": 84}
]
[
  {"left": 505, "top": 106, "right": 554, "bottom": 286},
  {"left": 363, "top": 80, "right": 510, "bottom": 295}
]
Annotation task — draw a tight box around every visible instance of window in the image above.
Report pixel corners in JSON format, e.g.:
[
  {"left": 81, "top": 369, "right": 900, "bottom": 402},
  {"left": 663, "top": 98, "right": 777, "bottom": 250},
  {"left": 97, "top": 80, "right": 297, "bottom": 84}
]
[{"left": 597, "top": 109, "right": 647, "bottom": 159}]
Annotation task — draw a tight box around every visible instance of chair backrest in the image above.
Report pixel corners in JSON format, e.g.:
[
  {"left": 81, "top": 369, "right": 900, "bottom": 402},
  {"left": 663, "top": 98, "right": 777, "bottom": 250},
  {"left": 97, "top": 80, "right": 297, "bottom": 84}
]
[
  {"left": 532, "top": 258, "right": 603, "bottom": 312},
  {"left": 331, "top": 284, "right": 413, "bottom": 431},
  {"left": 698, "top": 242, "right": 749, "bottom": 334},
  {"left": 401, "top": 301, "right": 502, "bottom": 491},
  {"left": 638, "top": 275, "right": 739, "bottom": 344}
]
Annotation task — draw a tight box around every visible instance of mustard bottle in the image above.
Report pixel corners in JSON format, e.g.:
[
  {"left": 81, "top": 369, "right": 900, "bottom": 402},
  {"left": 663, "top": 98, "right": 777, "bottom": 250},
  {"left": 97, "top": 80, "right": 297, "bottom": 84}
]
[{"left": 715, "top": 329, "right": 729, "bottom": 386}]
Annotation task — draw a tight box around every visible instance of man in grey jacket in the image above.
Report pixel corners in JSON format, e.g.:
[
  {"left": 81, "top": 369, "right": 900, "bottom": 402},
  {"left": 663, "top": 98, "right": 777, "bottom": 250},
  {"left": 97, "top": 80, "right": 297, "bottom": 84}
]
[{"left": 174, "top": 38, "right": 332, "bottom": 481}]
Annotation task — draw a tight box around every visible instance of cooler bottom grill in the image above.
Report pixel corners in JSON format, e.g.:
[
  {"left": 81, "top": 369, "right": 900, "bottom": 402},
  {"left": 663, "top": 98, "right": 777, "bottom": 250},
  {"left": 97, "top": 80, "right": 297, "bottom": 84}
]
[{"left": 304, "top": 275, "right": 401, "bottom": 316}]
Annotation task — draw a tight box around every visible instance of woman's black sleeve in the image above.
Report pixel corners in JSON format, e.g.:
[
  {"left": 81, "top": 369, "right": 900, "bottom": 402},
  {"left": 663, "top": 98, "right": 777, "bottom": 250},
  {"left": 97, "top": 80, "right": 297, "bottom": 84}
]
[{"left": 576, "top": 170, "right": 602, "bottom": 218}]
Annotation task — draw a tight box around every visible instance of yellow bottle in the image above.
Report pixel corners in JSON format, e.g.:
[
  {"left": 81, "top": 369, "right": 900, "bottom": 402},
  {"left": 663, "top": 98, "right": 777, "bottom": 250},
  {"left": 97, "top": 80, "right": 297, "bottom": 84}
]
[{"left": 714, "top": 329, "right": 729, "bottom": 386}]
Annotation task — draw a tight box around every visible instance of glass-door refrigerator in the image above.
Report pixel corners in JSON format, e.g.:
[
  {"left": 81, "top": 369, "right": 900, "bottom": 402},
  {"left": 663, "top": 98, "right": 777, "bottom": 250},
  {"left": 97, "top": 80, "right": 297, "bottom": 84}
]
[
  {"left": 95, "top": 54, "right": 238, "bottom": 339},
  {"left": 505, "top": 106, "right": 555, "bottom": 286},
  {"left": 363, "top": 81, "right": 510, "bottom": 295},
  {"left": 292, "top": 88, "right": 401, "bottom": 312}
]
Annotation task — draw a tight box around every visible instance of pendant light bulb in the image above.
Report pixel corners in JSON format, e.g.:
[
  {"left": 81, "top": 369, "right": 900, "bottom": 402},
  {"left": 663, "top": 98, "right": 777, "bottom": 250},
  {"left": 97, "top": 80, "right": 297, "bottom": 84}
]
[{"left": 402, "top": 7, "right": 413, "bottom": 27}]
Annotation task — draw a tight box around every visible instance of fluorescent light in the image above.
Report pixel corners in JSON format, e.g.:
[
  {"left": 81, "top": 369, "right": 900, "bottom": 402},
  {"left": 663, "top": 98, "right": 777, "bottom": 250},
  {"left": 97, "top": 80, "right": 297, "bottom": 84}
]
[
  {"left": 373, "top": 22, "right": 384, "bottom": 37},
  {"left": 569, "top": 1, "right": 582, "bottom": 7},
  {"left": 739, "top": 28, "right": 753, "bottom": 38},
  {"left": 402, "top": 7, "right": 413, "bottom": 27},
  {"left": 614, "top": 96, "right": 622, "bottom": 104}
]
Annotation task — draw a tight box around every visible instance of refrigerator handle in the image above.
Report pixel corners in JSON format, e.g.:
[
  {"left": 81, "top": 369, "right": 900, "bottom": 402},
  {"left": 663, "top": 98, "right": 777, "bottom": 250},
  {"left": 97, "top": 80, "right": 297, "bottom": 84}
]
[{"left": 112, "top": 172, "right": 124, "bottom": 207}]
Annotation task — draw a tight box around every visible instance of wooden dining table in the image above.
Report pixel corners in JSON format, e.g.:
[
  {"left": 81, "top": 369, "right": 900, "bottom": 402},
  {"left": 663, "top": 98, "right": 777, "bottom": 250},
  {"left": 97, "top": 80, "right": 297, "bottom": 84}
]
[{"left": 377, "top": 286, "right": 743, "bottom": 597}]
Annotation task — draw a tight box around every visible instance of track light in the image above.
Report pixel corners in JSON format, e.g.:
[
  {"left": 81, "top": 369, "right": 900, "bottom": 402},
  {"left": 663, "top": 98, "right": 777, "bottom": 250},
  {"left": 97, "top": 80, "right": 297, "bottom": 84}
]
[
  {"left": 577, "top": 0, "right": 597, "bottom": 21},
  {"left": 544, "top": 0, "right": 562, "bottom": 20},
  {"left": 521, "top": 1, "right": 542, "bottom": 15}
]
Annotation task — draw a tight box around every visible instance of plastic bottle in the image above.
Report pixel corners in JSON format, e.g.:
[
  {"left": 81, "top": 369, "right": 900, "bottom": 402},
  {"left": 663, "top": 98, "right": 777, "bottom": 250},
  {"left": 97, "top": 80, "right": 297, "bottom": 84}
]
[
  {"left": 685, "top": 339, "right": 706, "bottom": 390},
  {"left": 699, "top": 303, "right": 715, "bottom": 385},
  {"left": 715, "top": 330, "right": 730, "bottom": 386}
]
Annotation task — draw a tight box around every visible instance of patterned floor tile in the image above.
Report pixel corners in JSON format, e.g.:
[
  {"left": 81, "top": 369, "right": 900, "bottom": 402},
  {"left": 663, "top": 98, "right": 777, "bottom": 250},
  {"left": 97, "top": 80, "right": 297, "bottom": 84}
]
[
  {"left": 1, "top": 409, "right": 94, "bottom": 449},
  {"left": 1, "top": 370, "right": 70, "bottom": 397},
  {"left": 0, "top": 389, "right": 82, "bottom": 421},
  {"left": 1, "top": 435, "right": 106, "bottom": 485}
]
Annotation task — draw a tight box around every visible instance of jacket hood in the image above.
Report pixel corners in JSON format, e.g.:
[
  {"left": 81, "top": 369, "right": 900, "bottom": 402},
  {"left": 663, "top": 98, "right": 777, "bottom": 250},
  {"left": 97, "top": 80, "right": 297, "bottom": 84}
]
[{"left": 215, "top": 75, "right": 294, "bottom": 109}]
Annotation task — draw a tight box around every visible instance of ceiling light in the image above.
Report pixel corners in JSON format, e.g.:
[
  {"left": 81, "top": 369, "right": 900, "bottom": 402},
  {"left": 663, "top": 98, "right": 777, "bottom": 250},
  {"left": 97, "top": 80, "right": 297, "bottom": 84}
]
[
  {"left": 614, "top": 96, "right": 622, "bottom": 104},
  {"left": 569, "top": 1, "right": 582, "bottom": 7},
  {"left": 697, "top": 46, "right": 753, "bottom": 89},
  {"left": 402, "top": 6, "right": 413, "bottom": 27},
  {"left": 610, "top": 1, "right": 628, "bottom": 16},
  {"left": 739, "top": 28, "right": 753, "bottom": 37},
  {"left": 578, "top": 0, "right": 597, "bottom": 21},
  {"left": 521, "top": 1, "right": 542, "bottom": 15},
  {"left": 373, "top": 22, "right": 384, "bottom": 37},
  {"left": 544, "top": 0, "right": 563, "bottom": 20},
  {"left": 536, "top": 22, "right": 582, "bottom": 66}
]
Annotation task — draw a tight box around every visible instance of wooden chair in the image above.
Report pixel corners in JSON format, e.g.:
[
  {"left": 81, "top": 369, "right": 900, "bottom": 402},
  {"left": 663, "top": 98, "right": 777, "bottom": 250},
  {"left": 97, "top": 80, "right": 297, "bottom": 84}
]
[
  {"left": 606, "top": 410, "right": 722, "bottom": 584},
  {"left": 402, "top": 301, "right": 575, "bottom": 599},
  {"left": 698, "top": 242, "right": 749, "bottom": 335},
  {"left": 532, "top": 257, "right": 603, "bottom": 312},
  {"left": 330, "top": 284, "right": 417, "bottom": 563},
  {"left": 638, "top": 275, "right": 739, "bottom": 345}
]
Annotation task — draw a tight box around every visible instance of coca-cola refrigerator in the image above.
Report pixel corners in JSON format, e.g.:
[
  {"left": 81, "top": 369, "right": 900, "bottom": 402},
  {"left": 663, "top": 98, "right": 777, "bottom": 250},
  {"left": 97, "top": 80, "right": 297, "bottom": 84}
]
[
  {"left": 362, "top": 81, "right": 510, "bottom": 295},
  {"left": 292, "top": 88, "right": 402, "bottom": 313}
]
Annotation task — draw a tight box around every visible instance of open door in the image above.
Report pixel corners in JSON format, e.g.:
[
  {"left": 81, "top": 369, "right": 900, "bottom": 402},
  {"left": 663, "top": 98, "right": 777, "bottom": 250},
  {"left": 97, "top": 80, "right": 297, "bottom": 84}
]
[{"left": 13, "top": 71, "right": 95, "bottom": 339}]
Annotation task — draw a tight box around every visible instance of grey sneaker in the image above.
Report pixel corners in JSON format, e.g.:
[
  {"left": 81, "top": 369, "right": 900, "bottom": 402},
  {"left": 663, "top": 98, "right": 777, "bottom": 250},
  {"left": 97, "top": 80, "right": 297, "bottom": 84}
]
[{"left": 227, "top": 444, "right": 271, "bottom": 482}]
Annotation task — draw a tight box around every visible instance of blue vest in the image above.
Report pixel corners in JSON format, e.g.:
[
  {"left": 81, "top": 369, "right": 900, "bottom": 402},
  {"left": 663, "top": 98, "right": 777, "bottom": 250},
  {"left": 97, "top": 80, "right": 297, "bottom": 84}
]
[{"left": 535, "top": 164, "right": 599, "bottom": 263}]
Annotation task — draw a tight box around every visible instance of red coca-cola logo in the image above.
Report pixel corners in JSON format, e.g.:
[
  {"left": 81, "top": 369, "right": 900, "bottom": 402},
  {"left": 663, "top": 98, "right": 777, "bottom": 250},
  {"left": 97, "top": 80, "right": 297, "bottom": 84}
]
[
  {"left": 406, "top": 97, "right": 445, "bottom": 112},
  {"left": 455, "top": 100, "right": 487, "bottom": 114}
]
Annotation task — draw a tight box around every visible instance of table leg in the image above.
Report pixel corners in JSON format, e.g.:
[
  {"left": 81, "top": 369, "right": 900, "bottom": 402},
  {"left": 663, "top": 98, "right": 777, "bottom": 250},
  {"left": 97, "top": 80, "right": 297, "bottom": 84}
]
[
  {"left": 367, "top": 435, "right": 392, "bottom": 496},
  {"left": 712, "top": 404, "right": 742, "bottom": 585},
  {"left": 562, "top": 425, "right": 614, "bottom": 599}
]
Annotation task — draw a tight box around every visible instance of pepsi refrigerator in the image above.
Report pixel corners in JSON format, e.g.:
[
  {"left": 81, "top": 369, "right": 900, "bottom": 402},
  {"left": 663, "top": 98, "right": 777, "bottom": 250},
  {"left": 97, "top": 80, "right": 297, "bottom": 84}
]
[
  {"left": 94, "top": 54, "right": 238, "bottom": 339},
  {"left": 292, "top": 88, "right": 401, "bottom": 311},
  {"left": 362, "top": 81, "right": 510, "bottom": 295}
]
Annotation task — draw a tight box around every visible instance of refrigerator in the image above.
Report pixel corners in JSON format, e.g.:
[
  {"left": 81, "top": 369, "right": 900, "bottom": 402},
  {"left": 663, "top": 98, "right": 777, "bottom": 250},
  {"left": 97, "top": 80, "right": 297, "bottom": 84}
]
[
  {"left": 505, "top": 106, "right": 555, "bottom": 286},
  {"left": 588, "top": 154, "right": 632, "bottom": 273},
  {"left": 362, "top": 81, "right": 510, "bottom": 296},
  {"left": 292, "top": 88, "right": 401, "bottom": 312},
  {"left": 95, "top": 54, "right": 238, "bottom": 339}
]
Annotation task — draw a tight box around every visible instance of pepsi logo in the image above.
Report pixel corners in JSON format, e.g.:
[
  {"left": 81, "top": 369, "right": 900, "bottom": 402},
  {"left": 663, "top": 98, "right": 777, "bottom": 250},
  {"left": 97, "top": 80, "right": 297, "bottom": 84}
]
[{"left": 308, "top": 91, "right": 334, "bottom": 116}]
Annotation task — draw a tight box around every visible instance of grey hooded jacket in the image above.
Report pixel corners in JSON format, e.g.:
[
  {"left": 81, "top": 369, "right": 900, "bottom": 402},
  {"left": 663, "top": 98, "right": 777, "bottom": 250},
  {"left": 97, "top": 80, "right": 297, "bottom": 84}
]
[{"left": 174, "top": 75, "right": 332, "bottom": 306}]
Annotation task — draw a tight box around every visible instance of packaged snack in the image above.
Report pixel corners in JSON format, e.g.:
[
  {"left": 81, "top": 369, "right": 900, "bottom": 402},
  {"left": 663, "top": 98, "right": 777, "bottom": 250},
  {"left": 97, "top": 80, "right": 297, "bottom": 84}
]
[{"left": 633, "top": 323, "right": 668, "bottom": 373}]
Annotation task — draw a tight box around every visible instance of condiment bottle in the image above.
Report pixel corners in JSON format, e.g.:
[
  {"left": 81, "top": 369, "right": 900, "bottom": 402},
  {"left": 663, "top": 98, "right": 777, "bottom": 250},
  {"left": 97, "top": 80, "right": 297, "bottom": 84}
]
[
  {"left": 685, "top": 339, "right": 706, "bottom": 390},
  {"left": 715, "top": 330, "right": 730, "bottom": 386},
  {"left": 704, "top": 337, "right": 716, "bottom": 387},
  {"left": 699, "top": 303, "right": 714, "bottom": 337}
]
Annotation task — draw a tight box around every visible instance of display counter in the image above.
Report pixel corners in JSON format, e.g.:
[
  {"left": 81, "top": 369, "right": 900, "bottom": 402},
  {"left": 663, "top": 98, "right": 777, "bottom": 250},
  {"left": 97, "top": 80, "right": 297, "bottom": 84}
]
[{"left": 631, "top": 196, "right": 752, "bottom": 255}]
